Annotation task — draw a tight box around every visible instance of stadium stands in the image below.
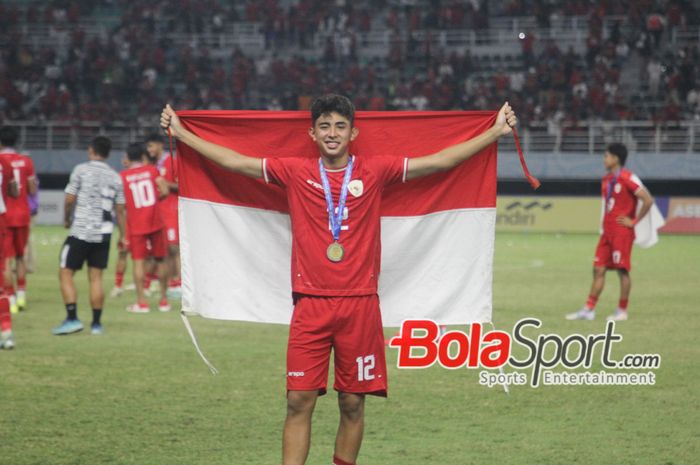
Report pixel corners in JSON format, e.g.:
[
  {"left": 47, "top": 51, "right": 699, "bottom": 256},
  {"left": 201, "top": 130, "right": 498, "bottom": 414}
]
[{"left": 1, "top": 0, "right": 699, "bottom": 152}]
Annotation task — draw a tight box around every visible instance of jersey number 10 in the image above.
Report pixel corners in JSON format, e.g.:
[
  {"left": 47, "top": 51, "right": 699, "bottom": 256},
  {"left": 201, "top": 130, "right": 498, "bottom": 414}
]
[{"left": 129, "top": 179, "right": 156, "bottom": 208}]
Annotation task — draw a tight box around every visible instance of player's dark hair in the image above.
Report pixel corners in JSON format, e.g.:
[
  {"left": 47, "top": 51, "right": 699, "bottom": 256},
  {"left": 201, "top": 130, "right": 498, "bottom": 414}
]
[
  {"left": 126, "top": 142, "right": 147, "bottom": 162},
  {"left": 311, "top": 94, "right": 355, "bottom": 126},
  {"left": 90, "top": 136, "right": 112, "bottom": 158},
  {"left": 607, "top": 143, "right": 628, "bottom": 166},
  {"left": 146, "top": 133, "right": 163, "bottom": 144},
  {"left": 0, "top": 126, "right": 18, "bottom": 147}
]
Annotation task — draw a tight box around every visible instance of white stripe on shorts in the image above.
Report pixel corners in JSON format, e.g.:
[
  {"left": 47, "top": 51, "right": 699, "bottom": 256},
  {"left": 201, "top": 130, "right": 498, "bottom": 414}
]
[{"left": 60, "top": 243, "right": 70, "bottom": 269}]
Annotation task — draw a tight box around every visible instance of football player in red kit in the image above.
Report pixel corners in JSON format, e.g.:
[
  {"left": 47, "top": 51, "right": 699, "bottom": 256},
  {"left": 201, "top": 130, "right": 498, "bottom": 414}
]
[
  {"left": 120, "top": 143, "right": 170, "bottom": 313},
  {"left": 161, "top": 95, "right": 517, "bottom": 465},
  {"left": 0, "top": 126, "right": 37, "bottom": 313},
  {"left": 566, "top": 143, "right": 654, "bottom": 322}
]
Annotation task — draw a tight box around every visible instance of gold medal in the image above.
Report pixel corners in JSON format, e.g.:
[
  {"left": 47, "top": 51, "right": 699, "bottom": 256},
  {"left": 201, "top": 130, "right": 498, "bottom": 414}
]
[{"left": 326, "top": 241, "right": 345, "bottom": 262}]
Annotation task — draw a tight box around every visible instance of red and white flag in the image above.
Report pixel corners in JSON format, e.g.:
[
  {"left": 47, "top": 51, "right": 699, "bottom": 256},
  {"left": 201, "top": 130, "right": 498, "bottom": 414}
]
[{"left": 176, "top": 110, "right": 507, "bottom": 326}]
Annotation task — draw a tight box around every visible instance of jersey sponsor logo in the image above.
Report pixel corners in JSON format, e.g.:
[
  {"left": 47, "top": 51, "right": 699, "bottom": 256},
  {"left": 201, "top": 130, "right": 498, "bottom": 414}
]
[
  {"left": 287, "top": 371, "right": 305, "bottom": 377},
  {"left": 348, "top": 179, "right": 364, "bottom": 197},
  {"left": 614, "top": 183, "right": 622, "bottom": 194},
  {"left": 305, "top": 179, "right": 323, "bottom": 190}
]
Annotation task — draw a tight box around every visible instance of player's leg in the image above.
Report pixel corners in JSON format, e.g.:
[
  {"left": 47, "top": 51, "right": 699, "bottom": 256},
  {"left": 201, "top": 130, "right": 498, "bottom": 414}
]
[
  {"left": 283, "top": 295, "right": 334, "bottom": 465},
  {"left": 143, "top": 256, "right": 157, "bottom": 295},
  {"left": 334, "top": 393, "right": 365, "bottom": 465},
  {"left": 166, "top": 243, "right": 182, "bottom": 297},
  {"left": 87, "top": 266, "right": 105, "bottom": 332},
  {"left": 283, "top": 389, "right": 319, "bottom": 465},
  {"left": 165, "top": 224, "right": 181, "bottom": 298},
  {"left": 111, "top": 248, "right": 128, "bottom": 297},
  {"left": 151, "top": 230, "right": 170, "bottom": 312},
  {"left": 567, "top": 235, "right": 612, "bottom": 320},
  {"left": 607, "top": 234, "right": 634, "bottom": 321},
  {"left": 85, "top": 239, "right": 110, "bottom": 334},
  {"left": 53, "top": 237, "right": 85, "bottom": 335},
  {"left": 127, "top": 234, "right": 149, "bottom": 313},
  {"left": 332, "top": 295, "right": 388, "bottom": 465},
  {"left": 15, "top": 225, "right": 30, "bottom": 311},
  {"left": 0, "top": 227, "right": 13, "bottom": 349}
]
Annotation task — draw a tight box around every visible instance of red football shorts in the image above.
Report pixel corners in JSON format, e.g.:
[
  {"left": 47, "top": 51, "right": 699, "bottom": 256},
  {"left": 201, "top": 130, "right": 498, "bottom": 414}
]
[
  {"left": 4, "top": 225, "right": 29, "bottom": 258},
  {"left": 130, "top": 229, "right": 167, "bottom": 260},
  {"left": 594, "top": 231, "right": 634, "bottom": 271},
  {"left": 287, "top": 294, "right": 388, "bottom": 397},
  {"left": 162, "top": 212, "right": 179, "bottom": 246}
]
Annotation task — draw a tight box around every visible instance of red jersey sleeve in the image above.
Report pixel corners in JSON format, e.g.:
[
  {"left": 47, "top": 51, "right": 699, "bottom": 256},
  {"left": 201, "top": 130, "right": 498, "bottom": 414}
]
[
  {"left": 263, "top": 157, "right": 303, "bottom": 188},
  {"left": 366, "top": 156, "right": 407, "bottom": 187},
  {"left": 621, "top": 172, "right": 643, "bottom": 194}
]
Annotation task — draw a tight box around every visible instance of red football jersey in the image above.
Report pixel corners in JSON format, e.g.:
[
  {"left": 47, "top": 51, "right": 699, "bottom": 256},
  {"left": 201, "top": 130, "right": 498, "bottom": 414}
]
[
  {"left": 0, "top": 149, "right": 36, "bottom": 227},
  {"left": 121, "top": 164, "right": 164, "bottom": 235},
  {"left": 157, "top": 152, "right": 178, "bottom": 220},
  {"left": 0, "top": 156, "right": 12, "bottom": 228},
  {"left": 264, "top": 155, "right": 407, "bottom": 296},
  {"left": 601, "top": 168, "right": 643, "bottom": 234}
]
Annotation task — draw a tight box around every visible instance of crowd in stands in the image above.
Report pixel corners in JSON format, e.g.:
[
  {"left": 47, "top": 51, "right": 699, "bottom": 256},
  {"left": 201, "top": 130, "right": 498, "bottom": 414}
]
[{"left": 1, "top": 0, "right": 699, "bottom": 129}]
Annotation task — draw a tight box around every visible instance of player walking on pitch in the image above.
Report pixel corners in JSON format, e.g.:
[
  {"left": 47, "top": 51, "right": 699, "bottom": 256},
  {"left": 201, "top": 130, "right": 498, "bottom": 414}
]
[
  {"left": 0, "top": 126, "right": 37, "bottom": 313},
  {"left": 161, "top": 95, "right": 517, "bottom": 465},
  {"left": 566, "top": 143, "right": 654, "bottom": 322},
  {"left": 120, "top": 142, "right": 170, "bottom": 313},
  {"left": 54, "top": 137, "right": 126, "bottom": 336}
]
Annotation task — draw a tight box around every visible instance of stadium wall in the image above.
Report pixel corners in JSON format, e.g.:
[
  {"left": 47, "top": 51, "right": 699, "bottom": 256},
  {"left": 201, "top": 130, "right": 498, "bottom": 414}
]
[{"left": 28, "top": 150, "right": 700, "bottom": 233}]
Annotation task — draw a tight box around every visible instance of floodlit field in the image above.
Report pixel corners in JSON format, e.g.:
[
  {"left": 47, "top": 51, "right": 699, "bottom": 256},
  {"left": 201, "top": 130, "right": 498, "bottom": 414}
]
[{"left": 1, "top": 227, "right": 698, "bottom": 465}]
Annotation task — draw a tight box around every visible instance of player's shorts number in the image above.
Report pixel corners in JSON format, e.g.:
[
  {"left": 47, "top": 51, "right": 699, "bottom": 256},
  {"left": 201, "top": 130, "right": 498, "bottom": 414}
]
[
  {"left": 612, "top": 250, "right": 622, "bottom": 264},
  {"left": 356, "top": 354, "right": 375, "bottom": 382},
  {"left": 129, "top": 180, "right": 156, "bottom": 208},
  {"left": 607, "top": 197, "right": 615, "bottom": 212}
]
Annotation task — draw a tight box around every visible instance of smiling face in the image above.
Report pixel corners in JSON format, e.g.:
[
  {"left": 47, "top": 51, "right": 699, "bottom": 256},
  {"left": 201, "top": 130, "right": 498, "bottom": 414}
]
[{"left": 309, "top": 112, "right": 359, "bottom": 164}]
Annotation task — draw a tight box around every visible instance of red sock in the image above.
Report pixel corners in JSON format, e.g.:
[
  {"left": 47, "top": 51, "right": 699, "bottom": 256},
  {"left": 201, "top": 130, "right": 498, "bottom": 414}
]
[
  {"left": 168, "top": 279, "right": 177, "bottom": 288},
  {"left": 618, "top": 299, "right": 628, "bottom": 311},
  {"left": 143, "top": 275, "right": 152, "bottom": 289},
  {"left": 332, "top": 456, "right": 355, "bottom": 465},
  {"left": 115, "top": 272, "right": 124, "bottom": 287},
  {"left": 0, "top": 296, "right": 11, "bottom": 331},
  {"left": 585, "top": 294, "right": 598, "bottom": 310},
  {"left": 17, "top": 277, "right": 26, "bottom": 290},
  {"left": 5, "top": 285, "right": 14, "bottom": 297}
]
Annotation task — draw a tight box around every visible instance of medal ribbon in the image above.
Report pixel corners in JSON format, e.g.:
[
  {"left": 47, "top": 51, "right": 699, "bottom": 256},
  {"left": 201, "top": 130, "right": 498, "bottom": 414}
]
[
  {"left": 319, "top": 156, "right": 354, "bottom": 243},
  {"left": 606, "top": 171, "right": 619, "bottom": 203}
]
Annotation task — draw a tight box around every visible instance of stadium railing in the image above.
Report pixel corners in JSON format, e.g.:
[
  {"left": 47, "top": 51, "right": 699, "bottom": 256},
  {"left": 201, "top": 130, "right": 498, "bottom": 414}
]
[{"left": 7, "top": 120, "right": 699, "bottom": 153}]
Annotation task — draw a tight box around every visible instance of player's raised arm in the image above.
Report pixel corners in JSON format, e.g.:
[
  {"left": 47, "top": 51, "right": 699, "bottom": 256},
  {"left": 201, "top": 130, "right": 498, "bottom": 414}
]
[
  {"left": 406, "top": 102, "right": 517, "bottom": 181},
  {"left": 160, "top": 104, "right": 262, "bottom": 179}
]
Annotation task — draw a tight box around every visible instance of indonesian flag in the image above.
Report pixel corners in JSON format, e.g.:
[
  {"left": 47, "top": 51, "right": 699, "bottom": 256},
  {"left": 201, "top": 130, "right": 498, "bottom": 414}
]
[{"left": 176, "top": 110, "right": 512, "bottom": 327}]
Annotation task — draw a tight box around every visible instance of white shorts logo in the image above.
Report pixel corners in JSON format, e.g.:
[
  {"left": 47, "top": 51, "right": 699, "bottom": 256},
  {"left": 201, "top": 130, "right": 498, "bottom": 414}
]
[{"left": 288, "top": 371, "right": 305, "bottom": 377}]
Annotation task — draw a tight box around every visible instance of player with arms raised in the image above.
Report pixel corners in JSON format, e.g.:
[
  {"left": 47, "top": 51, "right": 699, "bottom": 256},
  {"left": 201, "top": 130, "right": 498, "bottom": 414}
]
[
  {"left": 120, "top": 142, "right": 170, "bottom": 313},
  {"left": 161, "top": 94, "right": 517, "bottom": 465},
  {"left": 567, "top": 143, "right": 654, "bottom": 321}
]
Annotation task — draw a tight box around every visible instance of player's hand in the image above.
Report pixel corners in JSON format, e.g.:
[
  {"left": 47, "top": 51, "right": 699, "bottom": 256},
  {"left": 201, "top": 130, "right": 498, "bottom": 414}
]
[
  {"left": 160, "top": 104, "right": 183, "bottom": 138},
  {"left": 494, "top": 102, "right": 517, "bottom": 137},
  {"left": 616, "top": 216, "right": 634, "bottom": 228},
  {"left": 118, "top": 237, "right": 129, "bottom": 252}
]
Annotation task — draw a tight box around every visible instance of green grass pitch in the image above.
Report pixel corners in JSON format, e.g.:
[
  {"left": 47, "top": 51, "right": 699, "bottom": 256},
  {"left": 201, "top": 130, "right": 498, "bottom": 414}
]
[{"left": 1, "top": 226, "right": 698, "bottom": 464}]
